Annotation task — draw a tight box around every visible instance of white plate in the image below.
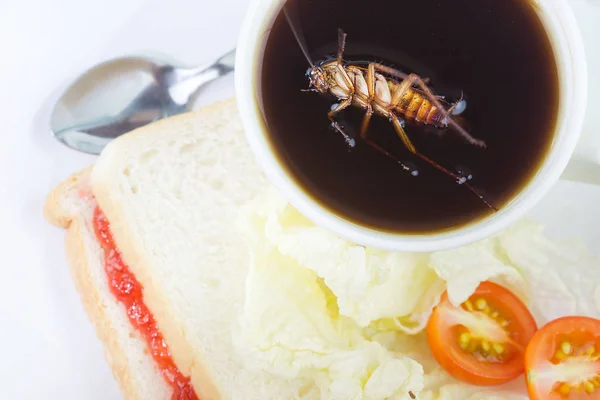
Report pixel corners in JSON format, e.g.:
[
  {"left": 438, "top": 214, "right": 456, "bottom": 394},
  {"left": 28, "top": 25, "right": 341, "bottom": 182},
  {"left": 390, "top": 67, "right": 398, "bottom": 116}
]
[{"left": 1, "top": 0, "right": 599, "bottom": 399}]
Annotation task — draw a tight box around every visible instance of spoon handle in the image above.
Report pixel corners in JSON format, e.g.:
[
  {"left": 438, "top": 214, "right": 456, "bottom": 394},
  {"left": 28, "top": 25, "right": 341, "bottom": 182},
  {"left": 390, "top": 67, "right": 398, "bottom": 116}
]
[
  {"left": 178, "top": 49, "right": 236, "bottom": 87},
  {"left": 210, "top": 49, "right": 236, "bottom": 76},
  {"left": 168, "top": 49, "right": 236, "bottom": 105}
]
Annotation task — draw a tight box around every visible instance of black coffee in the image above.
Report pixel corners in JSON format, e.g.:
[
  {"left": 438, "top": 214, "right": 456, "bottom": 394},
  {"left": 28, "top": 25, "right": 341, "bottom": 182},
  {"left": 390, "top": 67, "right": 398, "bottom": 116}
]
[{"left": 259, "top": 0, "right": 559, "bottom": 234}]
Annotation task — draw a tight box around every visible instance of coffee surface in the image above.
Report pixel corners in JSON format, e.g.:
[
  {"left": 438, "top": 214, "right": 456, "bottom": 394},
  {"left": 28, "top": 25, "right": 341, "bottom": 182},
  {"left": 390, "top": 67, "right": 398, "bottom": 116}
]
[{"left": 260, "top": 0, "right": 559, "bottom": 233}]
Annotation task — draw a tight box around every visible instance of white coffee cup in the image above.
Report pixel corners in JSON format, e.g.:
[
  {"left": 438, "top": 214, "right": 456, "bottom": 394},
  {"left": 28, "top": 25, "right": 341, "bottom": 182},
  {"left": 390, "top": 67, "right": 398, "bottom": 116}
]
[{"left": 235, "top": 0, "right": 588, "bottom": 252}]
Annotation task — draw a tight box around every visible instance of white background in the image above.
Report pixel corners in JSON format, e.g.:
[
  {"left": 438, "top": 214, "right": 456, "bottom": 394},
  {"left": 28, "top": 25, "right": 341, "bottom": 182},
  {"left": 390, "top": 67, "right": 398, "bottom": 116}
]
[{"left": 1, "top": 0, "right": 600, "bottom": 399}]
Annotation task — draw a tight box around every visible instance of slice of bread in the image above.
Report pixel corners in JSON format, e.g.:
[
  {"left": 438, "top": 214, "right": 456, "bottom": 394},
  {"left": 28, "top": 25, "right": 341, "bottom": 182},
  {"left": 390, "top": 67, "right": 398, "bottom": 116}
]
[{"left": 45, "top": 98, "right": 307, "bottom": 399}]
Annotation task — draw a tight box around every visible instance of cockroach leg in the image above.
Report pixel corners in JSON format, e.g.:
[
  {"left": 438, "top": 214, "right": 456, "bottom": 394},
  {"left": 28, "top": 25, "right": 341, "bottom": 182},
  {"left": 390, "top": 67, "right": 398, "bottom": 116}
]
[
  {"left": 336, "top": 64, "right": 354, "bottom": 94},
  {"left": 328, "top": 96, "right": 412, "bottom": 172},
  {"left": 390, "top": 114, "right": 497, "bottom": 210},
  {"left": 372, "top": 63, "right": 431, "bottom": 85},
  {"left": 328, "top": 98, "right": 355, "bottom": 148},
  {"left": 372, "top": 63, "right": 408, "bottom": 80},
  {"left": 413, "top": 77, "right": 486, "bottom": 148},
  {"left": 330, "top": 118, "right": 356, "bottom": 149},
  {"left": 390, "top": 73, "right": 419, "bottom": 108},
  {"left": 447, "top": 101, "right": 459, "bottom": 115},
  {"left": 367, "top": 63, "right": 375, "bottom": 100},
  {"left": 447, "top": 91, "right": 466, "bottom": 115},
  {"left": 361, "top": 137, "right": 413, "bottom": 174},
  {"left": 360, "top": 63, "right": 376, "bottom": 138},
  {"left": 337, "top": 28, "right": 347, "bottom": 64},
  {"left": 335, "top": 30, "right": 354, "bottom": 90},
  {"left": 360, "top": 107, "right": 373, "bottom": 139},
  {"left": 390, "top": 115, "right": 417, "bottom": 153},
  {"left": 328, "top": 98, "right": 352, "bottom": 117}
]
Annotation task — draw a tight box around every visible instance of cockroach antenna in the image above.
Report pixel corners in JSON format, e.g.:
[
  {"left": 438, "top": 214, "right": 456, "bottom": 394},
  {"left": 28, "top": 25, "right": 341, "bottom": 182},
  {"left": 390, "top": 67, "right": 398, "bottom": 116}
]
[{"left": 283, "top": 5, "right": 314, "bottom": 67}]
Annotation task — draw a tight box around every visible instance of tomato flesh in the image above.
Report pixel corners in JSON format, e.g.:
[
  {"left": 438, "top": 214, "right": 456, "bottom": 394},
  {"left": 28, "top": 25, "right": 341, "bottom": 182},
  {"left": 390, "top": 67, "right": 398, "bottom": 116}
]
[
  {"left": 426, "top": 281, "right": 538, "bottom": 386},
  {"left": 525, "top": 316, "right": 600, "bottom": 399}
]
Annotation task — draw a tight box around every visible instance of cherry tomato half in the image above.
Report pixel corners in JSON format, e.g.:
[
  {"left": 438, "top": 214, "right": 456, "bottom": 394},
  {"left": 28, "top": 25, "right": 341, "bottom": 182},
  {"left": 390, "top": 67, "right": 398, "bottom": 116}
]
[
  {"left": 525, "top": 316, "right": 600, "bottom": 399},
  {"left": 426, "top": 281, "right": 538, "bottom": 386}
]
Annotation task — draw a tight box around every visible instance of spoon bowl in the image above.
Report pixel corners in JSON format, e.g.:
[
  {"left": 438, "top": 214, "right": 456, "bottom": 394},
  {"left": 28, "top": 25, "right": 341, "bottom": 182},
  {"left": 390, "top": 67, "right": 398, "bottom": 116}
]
[{"left": 51, "top": 50, "right": 236, "bottom": 154}]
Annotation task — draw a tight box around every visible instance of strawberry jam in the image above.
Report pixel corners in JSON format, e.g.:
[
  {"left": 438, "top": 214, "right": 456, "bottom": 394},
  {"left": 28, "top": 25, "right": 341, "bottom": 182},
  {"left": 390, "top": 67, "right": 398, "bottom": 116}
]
[{"left": 93, "top": 207, "right": 198, "bottom": 400}]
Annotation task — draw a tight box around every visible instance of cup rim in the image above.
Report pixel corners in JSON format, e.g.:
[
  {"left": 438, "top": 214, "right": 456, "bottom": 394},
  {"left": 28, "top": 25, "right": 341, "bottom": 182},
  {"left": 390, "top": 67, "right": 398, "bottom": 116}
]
[{"left": 235, "top": 0, "right": 588, "bottom": 252}]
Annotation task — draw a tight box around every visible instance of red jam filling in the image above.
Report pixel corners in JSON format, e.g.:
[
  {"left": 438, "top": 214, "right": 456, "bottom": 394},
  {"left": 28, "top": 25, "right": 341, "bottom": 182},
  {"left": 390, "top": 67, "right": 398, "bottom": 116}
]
[{"left": 93, "top": 207, "right": 198, "bottom": 400}]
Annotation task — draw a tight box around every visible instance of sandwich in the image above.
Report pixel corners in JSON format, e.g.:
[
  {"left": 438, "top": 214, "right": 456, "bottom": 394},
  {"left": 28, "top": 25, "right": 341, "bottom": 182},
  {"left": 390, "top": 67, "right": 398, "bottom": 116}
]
[{"left": 45, "top": 97, "right": 600, "bottom": 400}]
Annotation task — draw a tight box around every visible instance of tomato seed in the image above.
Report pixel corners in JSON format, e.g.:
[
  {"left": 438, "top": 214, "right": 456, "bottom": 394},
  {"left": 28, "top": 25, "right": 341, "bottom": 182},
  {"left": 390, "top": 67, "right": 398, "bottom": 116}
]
[
  {"left": 459, "top": 332, "right": 471, "bottom": 345},
  {"left": 481, "top": 340, "right": 491, "bottom": 352},
  {"left": 560, "top": 341, "right": 572, "bottom": 355},
  {"left": 584, "top": 380, "right": 595, "bottom": 393},
  {"left": 492, "top": 343, "right": 504, "bottom": 354},
  {"left": 475, "top": 298, "right": 487, "bottom": 311},
  {"left": 558, "top": 383, "right": 571, "bottom": 396},
  {"left": 464, "top": 300, "right": 474, "bottom": 312},
  {"left": 554, "top": 350, "right": 567, "bottom": 361}
]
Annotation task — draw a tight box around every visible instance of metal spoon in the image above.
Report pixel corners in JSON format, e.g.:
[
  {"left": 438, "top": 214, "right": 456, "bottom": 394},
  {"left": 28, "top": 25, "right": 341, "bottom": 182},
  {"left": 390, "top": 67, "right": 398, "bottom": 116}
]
[{"left": 50, "top": 49, "right": 236, "bottom": 154}]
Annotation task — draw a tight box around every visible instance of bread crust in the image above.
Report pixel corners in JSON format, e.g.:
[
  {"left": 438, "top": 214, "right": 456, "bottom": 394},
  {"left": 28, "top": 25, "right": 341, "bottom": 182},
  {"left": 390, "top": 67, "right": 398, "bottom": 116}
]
[
  {"left": 65, "top": 215, "right": 146, "bottom": 400},
  {"left": 45, "top": 169, "right": 171, "bottom": 400},
  {"left": 44, "top": 166, "right": 93, "bottom": 229}
]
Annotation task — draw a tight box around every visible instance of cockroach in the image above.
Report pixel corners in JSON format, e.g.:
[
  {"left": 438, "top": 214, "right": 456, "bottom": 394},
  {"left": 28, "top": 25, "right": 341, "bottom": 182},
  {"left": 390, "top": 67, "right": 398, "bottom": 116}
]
[{"left": 284, "top": 9, "right": 497, "bottom": 211}]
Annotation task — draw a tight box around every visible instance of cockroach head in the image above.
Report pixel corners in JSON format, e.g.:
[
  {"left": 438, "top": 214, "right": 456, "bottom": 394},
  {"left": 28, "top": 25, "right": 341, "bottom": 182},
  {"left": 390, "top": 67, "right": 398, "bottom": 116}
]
[{"left": 306, "top": 66, "right": 330, "bottom": 93}]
